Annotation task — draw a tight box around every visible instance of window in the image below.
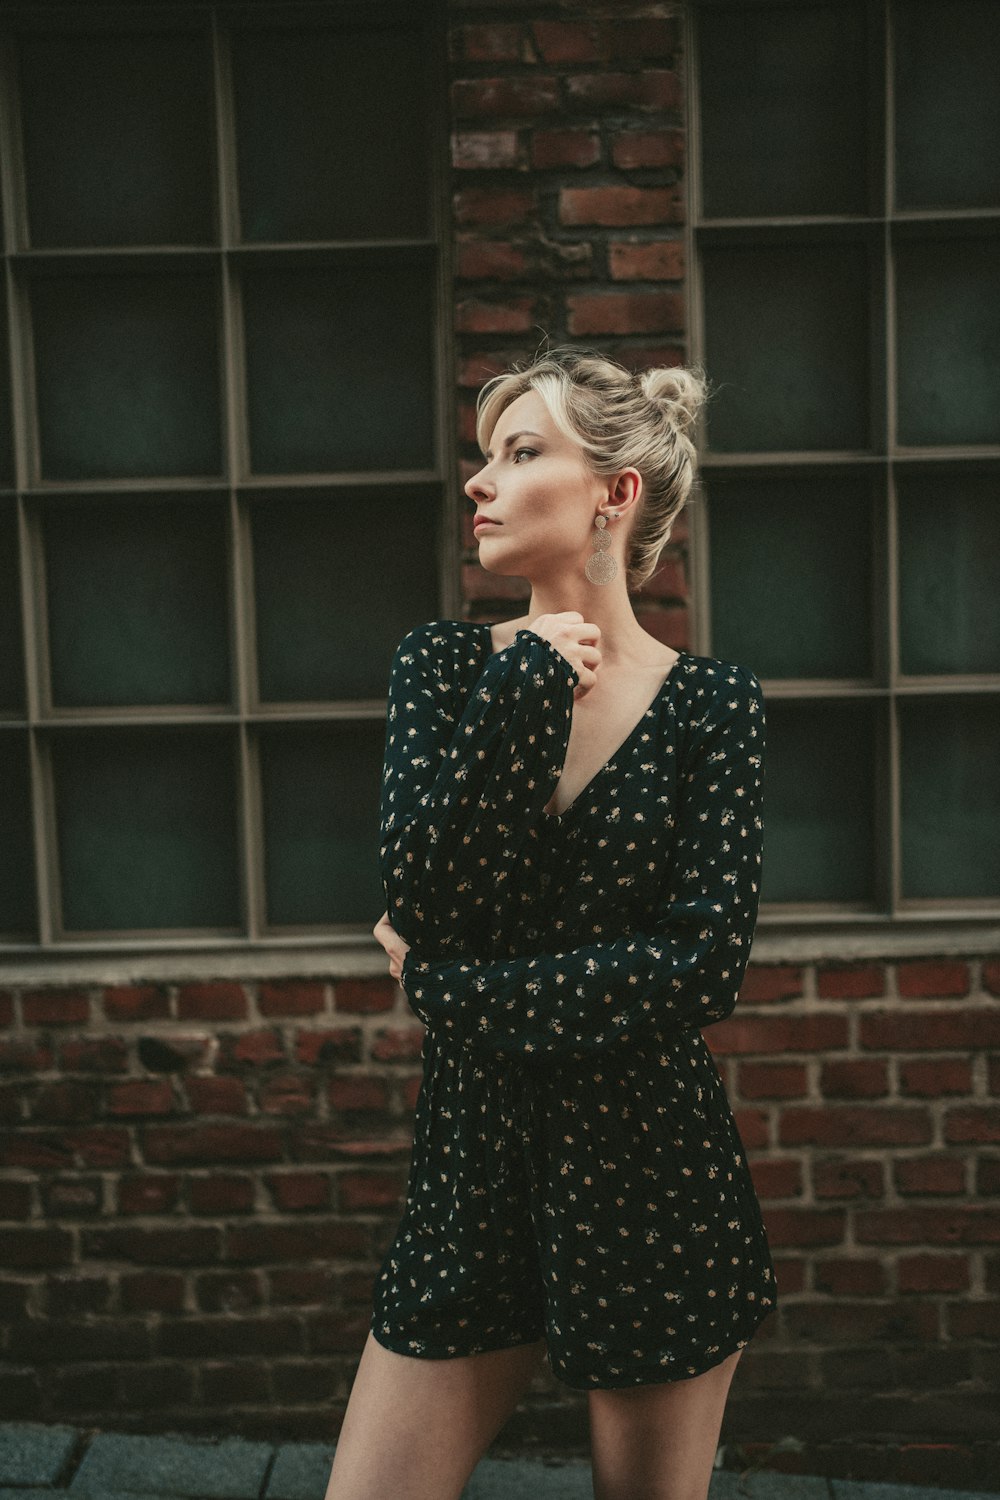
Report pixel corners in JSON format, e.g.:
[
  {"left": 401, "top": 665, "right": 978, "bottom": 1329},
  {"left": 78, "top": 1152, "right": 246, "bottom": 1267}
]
[
  {"left": 690, "top": 0, "right": 1000, "bottom": 923},
  {"left": 0, "top": 2, "right": 448, "bottom": 952}
]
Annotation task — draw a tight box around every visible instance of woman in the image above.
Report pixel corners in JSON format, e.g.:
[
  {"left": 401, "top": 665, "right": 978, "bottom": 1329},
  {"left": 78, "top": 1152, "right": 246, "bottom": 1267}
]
[{"left": 325, "top": 346, "right": 776, "bottom": 1500}]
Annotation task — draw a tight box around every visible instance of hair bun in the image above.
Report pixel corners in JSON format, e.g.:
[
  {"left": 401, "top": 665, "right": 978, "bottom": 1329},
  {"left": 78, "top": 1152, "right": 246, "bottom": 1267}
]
[{"left": 639, "top": 366, "right": 707, "bottom": 435}]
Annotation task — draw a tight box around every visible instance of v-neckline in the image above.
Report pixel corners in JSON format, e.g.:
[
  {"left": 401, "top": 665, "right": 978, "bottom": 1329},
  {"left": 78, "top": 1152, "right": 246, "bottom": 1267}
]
[{"left": 476, "top": 622, "right": 688, "bottom": 824}]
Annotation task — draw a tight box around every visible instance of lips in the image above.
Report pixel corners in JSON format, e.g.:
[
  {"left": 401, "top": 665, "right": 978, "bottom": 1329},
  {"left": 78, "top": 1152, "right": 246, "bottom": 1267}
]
[{"left": 474, "top": 517, "right": 500, "bottom": 528}]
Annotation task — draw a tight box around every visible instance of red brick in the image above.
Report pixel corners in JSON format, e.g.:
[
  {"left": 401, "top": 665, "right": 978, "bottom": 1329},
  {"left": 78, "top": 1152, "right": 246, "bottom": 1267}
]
[
  {"left": 333, "top": 980, "right": 397, "bottom": 1017},
  {"left": 456, "top": 238, "right": 529, "bottom": 281},
  {"left": 0, "top": 991, "right": 13, "bottom": 1025},
  {"left": 738, "top": 965, "right": 806, "bottom": 1003},
  {"left": 222, "top": 1029, "right": 285, "bottom": 1066},
  {"left": 978, "top": 1157, "right": 1000, "bottom": 1195},
  {"left": 294, "top": 1027, "right": 363, "bottom": 1066},
  {"left": 259, "top": 1073, "right": 315, "bottom": 1116},
  {"left": 371, "top": 1027, "right": 428, "bottom": 1063},
  {"left": 531, "top": 128, "right": 601, "bottom": 170},
  {"left": 611, "top": 129, "right": 685, "bottom": 170},
  {"left": 0, "top": 1039, "right": 54, "bottom": 1072},
  {"left": 83, "top": 1225, "right": 221, "bottom": 1265},
  {"left": 31, "top": 1081, "right": 100, "bottom": 1124},
  {"left": 565, "top": 71, "right": 681, "bottom": 113},
  {"left": 0, "top": 1227, "right": 74, "bottom": 1268},
  {"left": 177, "top": 982, "right": 247, "bottom": 1022},
  {"left": 947, "top": 1299, "right": 1000, "bottom": 1339},
  {"left": 709, "top": 1013, "right": 848, "bottom": 1055},
  {"left": 945, "top": 1106, "right": 1000, "bottom": 1144},
  {"left": 226, "top": 1221, "right": 366, "bottom": 1264},
  {"left": 817, "top": 963, "right": 886, "bottom": 999},
  {"left": 451, "top": 76, "right": 560, "bottom": 120},
  {"left": 454, "top": 187, "right": 537, "bottom": 227},
  {"left": 821, "top": 1059, "right": 889, "bottom": 1098},
  {"left": 814, "top": 1257, "right": 887, "bottom": 1296},
  {"left": 761, "top": 1208, "right": 847, "bottom": 1247},
  {"left": 58, "top": 1037, "right": 129, "bottom": 1073},
  {"left": 738, "top": 1060, "right": 807, "bottom": 1099},
  {"left": 780, "top": 1106, "right": 931, "bottom": 1148},
  {"left": 0, "top": 1180, "right": 33, "bottom": 1217},
  {"left": 266, "top": 1171, "right": 331, "bottom": 1212},
  {"left": 103, "top": 985, "right": 170, "bottom": 1021},
  {"left": 107, "top": 1081, "right": 177, "bottom": 1117},
  {"left": 855, "top": 1206, "right": 1000, "bottom": 1245},
  {"left": 117, "top": 1174, "right": 182, "bottom": 1216},
  {"left": 748, "top": 1157, "right": 802, "bottom": 1199},
  {"left": 898, "top": 1254, "right": 970, "bottom": 1293},
  {"left": 895, "top": 1155, "right": 967, "bottom": 1196},
  {"left": 184, "top": 1076, "right": 248, "bottom": 1114},
  {"left": 22, "top": 989, "right": 89, "bottom": 1026},
  {"left": 452, "top": 24, "right": 522, "bottom": 64},
  {"left": 899, "top": 1057, "right": 973, "bottom": 1096},
  {"left": 783, "top": 1299, "right": 938, "bottom": 1344},
  {"left": 120, "top": 1271, "right": 186, "bottom": 1313},
  {"left": 530, "top": 19, "right": 608, "bottom": 64},
  {"left": 142, "top": 1124, "right": 284, "bottom": 1166},
  {"left": 195, "top": 1269, "right": 267, "bottom": 1313},
  {"left": 328, "top": 1075, "right": 390, "bottom": 1112},
  {"left": 258, "top": 982, "right": 325, "bottom": 1019},
  {"left": 560, "top": 185, "right": 680, "bottom": 227},
  {"left": 451, "top": 130, "right": 522, "bottom": 170},
  {"left": 982, "top": 957, "right": 1000, "bottom": 996},
  {"left": 62, "top": 1126, "right": 130, "bottom": 1167},
  {"left": 568, "top": 291, "right": 684, "bottom": 336},
  {"left": 189, "top": 1174, "right": 255, "bottom": 1215},
  {"left": 813, "top": 1157, "right": 885, "bottom": 1200},
  {"left": 456, "top": 297, "right": 538, "bottom": 334},
  {"left": 897, "top": 959, "right": 970, "bottom": 998},
  {"left": 611, "top": 19, "right": 680, "bottom": 61},
  {"left": 608, "top": 239, "right": 684, "bottom": 281},
  {"left": 337, "top": 1170, "right": 408, "bottom": 1212},
  {"left": 860, "top": 1009, "right": 1000, "bottom": 1051}
]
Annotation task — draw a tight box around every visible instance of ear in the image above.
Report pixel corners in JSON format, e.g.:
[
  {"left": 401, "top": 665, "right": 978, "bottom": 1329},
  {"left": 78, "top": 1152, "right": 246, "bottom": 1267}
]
[{"left": 608, "top": 468, "right": 642, "bottom": 509}]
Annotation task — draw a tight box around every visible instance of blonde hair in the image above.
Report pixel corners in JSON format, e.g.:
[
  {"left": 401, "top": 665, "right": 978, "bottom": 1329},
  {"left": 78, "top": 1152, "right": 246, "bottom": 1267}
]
[{"left": 474, "top": 343, "right": 708, "bottom": 592}]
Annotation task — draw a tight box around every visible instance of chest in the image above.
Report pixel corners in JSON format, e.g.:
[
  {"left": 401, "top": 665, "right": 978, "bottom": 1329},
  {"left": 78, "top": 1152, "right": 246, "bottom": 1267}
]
[{"left": 541, "top": 670, "right": 673, "bottom": 818}]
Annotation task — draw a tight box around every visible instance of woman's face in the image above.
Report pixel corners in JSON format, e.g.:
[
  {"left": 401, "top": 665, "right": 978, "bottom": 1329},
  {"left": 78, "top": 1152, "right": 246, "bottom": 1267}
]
[{"left": 464, "top": 390, "right": 619, "bottom": 580}]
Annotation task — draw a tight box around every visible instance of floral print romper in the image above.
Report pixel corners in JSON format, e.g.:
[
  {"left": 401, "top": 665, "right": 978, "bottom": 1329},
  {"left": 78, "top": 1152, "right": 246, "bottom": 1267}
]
[{"left": 370, "top": 620, "right": 777, "bottom": 1390}]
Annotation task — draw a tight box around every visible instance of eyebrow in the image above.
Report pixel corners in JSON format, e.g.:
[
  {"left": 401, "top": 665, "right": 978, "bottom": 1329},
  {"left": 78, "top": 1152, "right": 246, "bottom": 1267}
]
[{"left": 484, "top": 430, "right": 544, "bottom": 460}]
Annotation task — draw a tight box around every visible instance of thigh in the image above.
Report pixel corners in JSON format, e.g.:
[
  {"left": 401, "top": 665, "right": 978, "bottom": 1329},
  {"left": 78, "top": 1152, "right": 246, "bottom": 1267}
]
[
  {"left": 588, "top": 1346, "right": 744, "bottom": 1500},
  {"left": 324, "top": 1329, "right": 548, "bottom": 1500}
]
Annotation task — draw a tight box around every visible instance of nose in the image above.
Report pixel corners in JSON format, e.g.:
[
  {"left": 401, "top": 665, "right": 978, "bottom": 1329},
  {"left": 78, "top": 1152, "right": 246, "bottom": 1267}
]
[{"left": 465, "top": 461, "right": 494, "bottom": 504}]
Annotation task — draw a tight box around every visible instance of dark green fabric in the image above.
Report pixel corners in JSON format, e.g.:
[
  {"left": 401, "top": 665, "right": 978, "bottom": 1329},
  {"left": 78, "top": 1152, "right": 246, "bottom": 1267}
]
[{"left": 372, "top": 621, "right": 777, "bottom": 1388}]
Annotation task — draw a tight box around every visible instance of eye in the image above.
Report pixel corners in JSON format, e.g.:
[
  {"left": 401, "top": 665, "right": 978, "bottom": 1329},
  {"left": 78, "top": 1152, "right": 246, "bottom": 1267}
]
[{"left": 512, "top": 447, "right": 537, "bottom": 462}]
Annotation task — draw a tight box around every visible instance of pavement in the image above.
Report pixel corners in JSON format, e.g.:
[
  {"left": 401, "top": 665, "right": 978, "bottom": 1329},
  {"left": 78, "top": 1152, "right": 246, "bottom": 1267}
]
[{"left": 0, "top": 1422, "right": 996, "bottom": 1500}]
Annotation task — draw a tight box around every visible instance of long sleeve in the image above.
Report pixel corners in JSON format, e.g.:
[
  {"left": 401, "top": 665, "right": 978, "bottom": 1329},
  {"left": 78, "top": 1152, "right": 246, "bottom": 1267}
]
[
  {"left": 401, "top": 663, "right": 766, "bottom": 1064},
  {"left": 379, "top": 622, "right": 579, "bottom": 955}
]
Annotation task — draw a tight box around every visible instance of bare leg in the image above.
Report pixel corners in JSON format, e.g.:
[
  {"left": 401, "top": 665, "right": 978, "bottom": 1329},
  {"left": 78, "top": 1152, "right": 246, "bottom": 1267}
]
[
  {"left": 324, "top": 1330, "right": 549, "bottom": 1500},
  {"left": 588, "top": 1346, "right": 744, "bottom": 1500}
]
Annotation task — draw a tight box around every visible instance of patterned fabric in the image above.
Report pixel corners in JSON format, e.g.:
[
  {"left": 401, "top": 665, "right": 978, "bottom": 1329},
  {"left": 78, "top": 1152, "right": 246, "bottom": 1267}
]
[{"left": 371, "top": 620, "right": 777, "bottom": 1389}]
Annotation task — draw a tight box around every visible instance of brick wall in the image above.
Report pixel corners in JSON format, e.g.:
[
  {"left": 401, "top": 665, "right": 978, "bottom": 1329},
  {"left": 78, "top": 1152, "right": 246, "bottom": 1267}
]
[{"left": 1, "top": 2, "right": 999, "bottom": 1489}]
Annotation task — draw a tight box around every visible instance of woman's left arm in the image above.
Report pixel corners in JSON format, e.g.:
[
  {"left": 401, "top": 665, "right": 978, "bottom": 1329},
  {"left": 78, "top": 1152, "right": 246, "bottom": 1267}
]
[{"left": 401, "top": 666, "right": 765, "bottom": 1065}]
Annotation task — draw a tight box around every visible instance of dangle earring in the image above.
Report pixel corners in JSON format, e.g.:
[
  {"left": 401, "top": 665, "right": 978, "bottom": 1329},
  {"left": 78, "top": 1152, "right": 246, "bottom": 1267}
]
[{"left": 585, "top": 511, "right": 619, "bottom": 585}]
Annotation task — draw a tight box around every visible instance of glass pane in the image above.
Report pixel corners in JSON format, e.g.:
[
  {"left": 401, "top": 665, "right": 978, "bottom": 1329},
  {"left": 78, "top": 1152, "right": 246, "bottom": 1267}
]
[
  {"left": 43, "top": 496, "right": 230, "bottom": 708},
  {"left": 259, "top": 722, "right": 385, "bottom": 927},
  {"left": 698, "top": 2, "right": 869, "bottom": 218},
  {"left": 251, "top": 489, "right": 440, "bottom": 702},
  {"left": 895, "top": 235, "right": 1000, "bottom": 447},
  {"left": 897, "top": 473, "right": 1000, "bottom": 675},
  {"left": 0, "top": 506, "right": 26, "bottom": 712},
  {"left": 701, "top": 239, "right": 871, "bottom": 452},
  {"left": 233, "top": 24, "right": 430, "bottom": 242},
  {"left": 709, "top": 473, "right": 874, "bottom": 679},
  {"left": 762, "top": 698, "right": 877, "bottom": 905},
  {"left": 31, "top": 269, "right": 222, "bottom": 480},
  {"left": 0, "top": 290, "right": 13, "bottom": 485},
  {"left": 900, "top": 696, "right": 1000, "bottom": 900},
  {"left": 242, "top": 262, "right": 435, "bottom": 474},
  {"left": 894, "top": 1, "right": 1000, "bottom": 211},
  {"left": 18, "top": 29, "right": 215, "bottom": 248},
  {"left": 0, "top": 732, "right": 36, "bottom": 937},
  {"left": 52, "top": 728, "right": 240, "bottom": 933}
]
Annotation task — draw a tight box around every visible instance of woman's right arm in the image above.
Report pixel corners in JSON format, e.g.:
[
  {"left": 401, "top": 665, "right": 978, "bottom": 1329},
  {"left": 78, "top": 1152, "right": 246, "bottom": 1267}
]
[{"left": 378, "top": 622, "right": 580, "bottom": 957}]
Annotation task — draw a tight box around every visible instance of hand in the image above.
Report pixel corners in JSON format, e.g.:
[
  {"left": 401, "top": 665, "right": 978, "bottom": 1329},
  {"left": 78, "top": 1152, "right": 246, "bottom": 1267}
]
[
  {"left": 527, "top": 610, "right": 602, "bottom": 699},
  {"left": 373, "top": 909, "right": 410, "bottom": 983}
]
